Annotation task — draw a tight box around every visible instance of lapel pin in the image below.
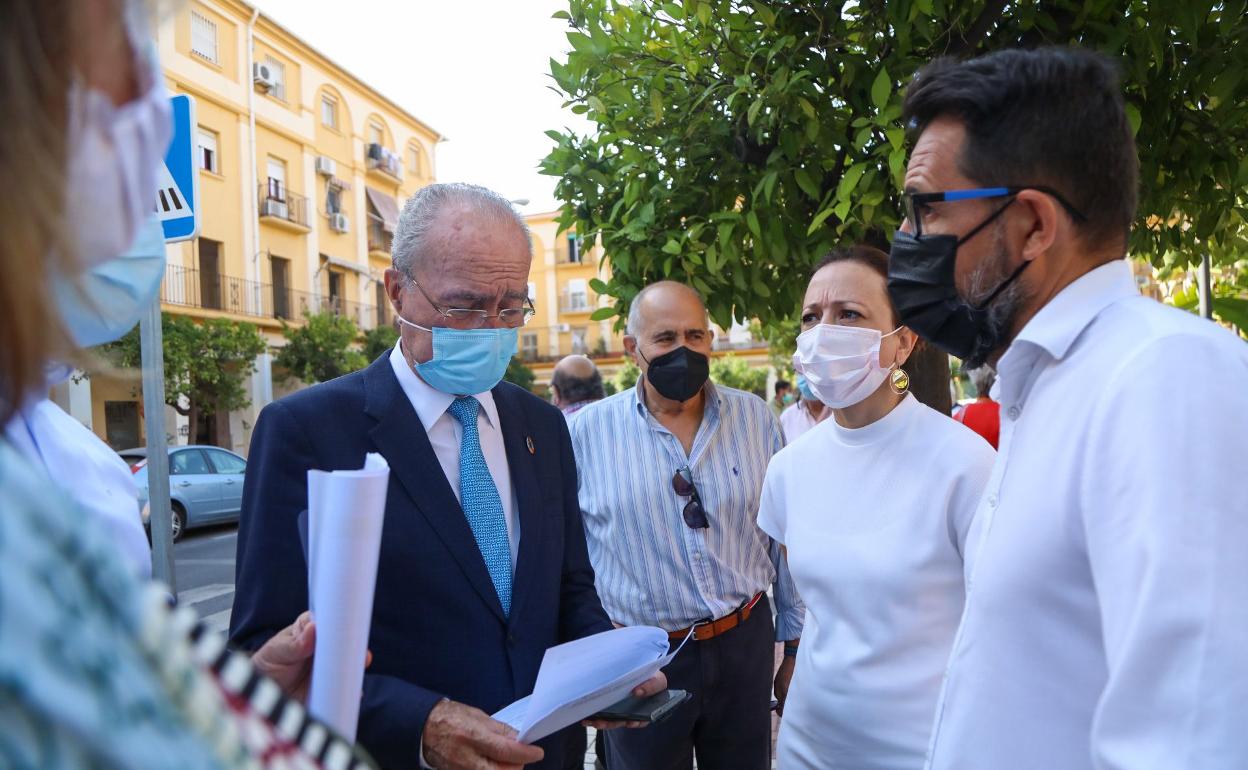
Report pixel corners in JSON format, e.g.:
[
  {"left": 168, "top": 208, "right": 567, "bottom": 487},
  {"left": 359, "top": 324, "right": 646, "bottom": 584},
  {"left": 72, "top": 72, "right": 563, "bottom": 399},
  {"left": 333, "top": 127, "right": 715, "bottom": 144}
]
[{"left": 526, "top": 436, "right": 536, "bottom": 455}]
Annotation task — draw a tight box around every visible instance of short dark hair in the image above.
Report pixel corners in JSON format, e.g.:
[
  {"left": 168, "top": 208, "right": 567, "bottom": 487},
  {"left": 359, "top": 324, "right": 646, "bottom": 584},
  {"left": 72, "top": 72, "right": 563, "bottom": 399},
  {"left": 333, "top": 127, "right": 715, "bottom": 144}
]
[
  {"left": 811, "top": 244, "right": 899, "bottom": 326},
  {"left": 551, "top": 368, "right": 605, "bottom": 405},
  {"left": 903, "top": 47, "right": 1137, "bottom": 252},
  {"left": 775, "top": 380, "right": 792, "bottom": 392}
]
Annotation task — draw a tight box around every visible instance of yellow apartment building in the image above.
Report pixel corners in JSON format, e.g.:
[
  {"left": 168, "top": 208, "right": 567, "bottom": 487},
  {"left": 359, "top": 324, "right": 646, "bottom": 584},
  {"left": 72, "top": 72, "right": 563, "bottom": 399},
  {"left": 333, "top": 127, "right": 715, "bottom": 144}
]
[
  {"left": 522, "top": 211, "right": 627, "bottom": 386},
  {"left": 521, "top": 211, "right": 772, "bottom": 390},
  {"left": 70, "top": 0, "right": 440, "bottom": 455}
]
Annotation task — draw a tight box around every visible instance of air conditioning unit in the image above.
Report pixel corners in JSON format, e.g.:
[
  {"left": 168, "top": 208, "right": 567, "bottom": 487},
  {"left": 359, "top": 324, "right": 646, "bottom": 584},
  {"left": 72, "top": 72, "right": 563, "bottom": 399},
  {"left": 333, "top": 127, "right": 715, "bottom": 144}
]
[
  {"left": 329, "top": 213, "right": 350, "bottom": 233},
  {"left": 555, "top": 323, "right": 571, "bottom": 333},
  {"left": 252, "top": 62, "right": 277, "bottom": 91},
  {"left": 315, "top": 156, "right": 336, "bottom": 176},
  {"left": 259, "top": 198, "right": 288, "bottom": 219}
]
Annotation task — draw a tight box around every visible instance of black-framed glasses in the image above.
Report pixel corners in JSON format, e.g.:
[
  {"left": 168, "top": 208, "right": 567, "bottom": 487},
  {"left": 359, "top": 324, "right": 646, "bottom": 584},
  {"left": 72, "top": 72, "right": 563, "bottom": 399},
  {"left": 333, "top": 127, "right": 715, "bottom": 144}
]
[
  {"left": 407, "top": 275, "right": 536, "bottom": 330},
  {"left": 672, "top": 466, "right": 709, "bottom": 529},
  {"left": 902, "top": 185, "right": 1087, "bottom": 237}
]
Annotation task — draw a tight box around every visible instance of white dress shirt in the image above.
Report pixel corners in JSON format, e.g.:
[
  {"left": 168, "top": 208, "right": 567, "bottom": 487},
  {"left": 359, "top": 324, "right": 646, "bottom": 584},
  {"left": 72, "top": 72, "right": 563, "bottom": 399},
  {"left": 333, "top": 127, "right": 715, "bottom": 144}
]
[
  {"left": 779, "top": 400, "right": 823, "bottom": 443},
  {"left": 388, "top": 342, "right": 519, "bottom": 566},
  {"left": 6, "top": 398, "right": 150, "bottom": 578},
  {"left": 759, "top": 394, "right": 994, "bottom": 769},
  {"left": 926, "top": 260, "right": 1248, "bottom": 770}
]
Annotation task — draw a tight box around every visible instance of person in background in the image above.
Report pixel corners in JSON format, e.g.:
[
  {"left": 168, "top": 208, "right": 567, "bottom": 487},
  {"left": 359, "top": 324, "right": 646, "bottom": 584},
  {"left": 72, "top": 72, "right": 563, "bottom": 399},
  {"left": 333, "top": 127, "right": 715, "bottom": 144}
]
[
  {"left": 769, "top": 378, "right": 793, "bottom": 418},
  {"left": 0, "top": 1, "right": 376, "bottom": 766},
  {"left": 569, "top": 281, "right": 804, "bottom": 770},
  {"left": 231, "top": 183, "right": 663, "bottom": 770},
  {"left": 551, "top": 353, "right": 607, "bottom": 417},
  {"left": 890, "top": 47, "right": 1248, "bottom": 770},
  {"left": 953, "top": 366, "right": 1000, "bottom": 449},
  {"left": 778, "top": 374, "right": 828, "bottom": 443},
  {"left": 758, "top": 245, "right": 994, "bottom": 769}
]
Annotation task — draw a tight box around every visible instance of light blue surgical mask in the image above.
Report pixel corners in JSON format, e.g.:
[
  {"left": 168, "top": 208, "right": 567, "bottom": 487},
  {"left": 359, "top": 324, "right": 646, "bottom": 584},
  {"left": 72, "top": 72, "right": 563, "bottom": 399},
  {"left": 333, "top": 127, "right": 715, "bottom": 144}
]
[
  {"left": 54, "top": 215, "right": 166, "bottom": 347},
  {"left": 397, "top": 315, "right": 517, "bottom": 395},
  {"left": 796, "top": 374, "right": 817, "bottom": 401}
]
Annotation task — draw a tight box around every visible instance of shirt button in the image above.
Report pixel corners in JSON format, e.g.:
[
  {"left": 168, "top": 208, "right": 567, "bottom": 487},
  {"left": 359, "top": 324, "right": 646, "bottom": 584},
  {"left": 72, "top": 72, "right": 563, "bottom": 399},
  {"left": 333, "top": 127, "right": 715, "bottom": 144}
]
[
  {"left": 987, "top": 495, "right": 998, "bottom": 508},
  {"left": 1007, "top": 405, "right": 1021, "bottom": 420}
]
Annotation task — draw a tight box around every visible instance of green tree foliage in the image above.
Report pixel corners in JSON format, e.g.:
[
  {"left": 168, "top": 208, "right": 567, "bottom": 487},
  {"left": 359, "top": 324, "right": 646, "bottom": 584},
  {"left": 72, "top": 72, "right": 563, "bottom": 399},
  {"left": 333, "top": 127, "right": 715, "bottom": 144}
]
[
  {"left": 544, "top": 0, "right": 1248, "bottom": 334},
  {"left": 275, "top": 311, "right": 368, "bottom": 385},
  {"left": 613, "top": 358, "right": 640, "bottom": 391},
  {"left": 710, "top": 354, "right": 768, "bottom": 397},
  {"left": 504, "top": 357, "right": 537, "bottom": 391},
  {"left": 101, "top": 314, "right": 266, "bottom": 444},
  {"left": 363, "top": 324, "right": 400, "bottom": 363}
]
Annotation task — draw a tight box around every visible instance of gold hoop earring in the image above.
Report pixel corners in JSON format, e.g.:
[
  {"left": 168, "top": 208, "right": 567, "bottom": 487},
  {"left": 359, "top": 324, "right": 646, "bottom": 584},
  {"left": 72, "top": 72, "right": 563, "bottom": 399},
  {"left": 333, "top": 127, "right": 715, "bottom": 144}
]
[{"left": 890, "top": 366, "right": 910, "bottom": 395}]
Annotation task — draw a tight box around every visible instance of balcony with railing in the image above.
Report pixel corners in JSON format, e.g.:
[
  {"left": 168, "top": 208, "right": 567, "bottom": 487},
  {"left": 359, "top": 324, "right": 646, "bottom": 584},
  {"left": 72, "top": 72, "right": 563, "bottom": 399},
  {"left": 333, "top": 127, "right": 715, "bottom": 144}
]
[
  {"left": 258, "top": 182, "right": 311, "bottom": 232},
  {"left": 161, "top": 264, "right": 385, "bottom": 329},
  {"left": 559, "top": 291, "right": 594, "bottom": 314},
  {"left": 516, "top": 326, "right": 619, "bottom": 364},
  {"left": 365, "top": 143, "right": 403, "bottom": 183}
]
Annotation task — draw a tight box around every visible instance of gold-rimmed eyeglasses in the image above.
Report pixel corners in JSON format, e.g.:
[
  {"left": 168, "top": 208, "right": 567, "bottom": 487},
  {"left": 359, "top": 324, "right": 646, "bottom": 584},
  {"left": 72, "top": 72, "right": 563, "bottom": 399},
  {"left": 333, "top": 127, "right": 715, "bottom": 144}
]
[{"left": 406, "top": 275, "right": 535, "bottom": 330}]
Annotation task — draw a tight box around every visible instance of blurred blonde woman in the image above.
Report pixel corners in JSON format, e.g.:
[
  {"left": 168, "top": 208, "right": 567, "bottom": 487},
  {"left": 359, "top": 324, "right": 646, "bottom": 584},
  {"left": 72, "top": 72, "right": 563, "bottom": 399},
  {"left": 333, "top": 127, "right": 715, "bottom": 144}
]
[
  {"left": 0, "top": 2, "right": 373, "bottom": 767},
  {"left": 757, "top": 246, "right": 995, "bottom": 769}
]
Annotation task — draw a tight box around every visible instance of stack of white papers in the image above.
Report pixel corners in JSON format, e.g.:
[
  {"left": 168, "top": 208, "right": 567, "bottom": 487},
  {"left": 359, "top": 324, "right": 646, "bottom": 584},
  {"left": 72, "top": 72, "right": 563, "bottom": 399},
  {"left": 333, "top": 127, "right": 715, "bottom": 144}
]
[
  {"left": 493, "top": 626, "right": 688, "bottom": 743},
  {"left": 306, "top": 453, "right": 390, "bottom": 742}
]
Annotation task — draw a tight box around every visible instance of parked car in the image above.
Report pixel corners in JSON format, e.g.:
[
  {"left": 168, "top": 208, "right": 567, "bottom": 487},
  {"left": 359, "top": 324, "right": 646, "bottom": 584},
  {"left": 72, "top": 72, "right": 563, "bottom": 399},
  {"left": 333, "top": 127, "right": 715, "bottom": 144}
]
[{"left": 122, "top": 445, "right": 248, "bottom": 542}]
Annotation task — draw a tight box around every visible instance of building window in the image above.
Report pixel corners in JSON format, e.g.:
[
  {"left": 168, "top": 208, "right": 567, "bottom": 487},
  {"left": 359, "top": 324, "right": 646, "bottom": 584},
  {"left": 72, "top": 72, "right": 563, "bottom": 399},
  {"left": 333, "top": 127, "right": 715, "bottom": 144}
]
[
  {"left": 190, "top": 11, "right": 219, "bottom": 64},
  {"left": 407, "top": 144, "right": 422, "bottom": 176},
  {"left": 566, "top": 232, "right": 583, "bottom": 263},
  {"left": 521, "top": 333, "right": 538, "bottom": 360},
  {"left": 571, "top": 327, "right": 589, "bottom": 355},
  {"left": 270, "top": 255, "right": 291, "bottom": 319},
  {"left": 567, "top": 279, "right": 589, "bottom": 311},
  {"left": 368, "top": 121, "right": 384, "bottom": 148},
  {"left": 374, "top": 281, "right": 389, "bottom": 328},
  {"left": 266, "top": 157, "right": 286, "bottom": 201},
  {"left": 263, "top": 55, "right": 286, "bottom": 102},
  {"left": 196, "top": 127, "right": 219, "bottom": 173},
  {"left": 326, "top": 184, "right": 343, "bottom": 215},
  {"left": 321, "top": 94, "right": 338, "bottom": 130},
  {"left": 197, "top": 238, "right": 222, "bottom": 310},
  {"left": 327, "top": 270, "right": 344, "bottom": 313}
]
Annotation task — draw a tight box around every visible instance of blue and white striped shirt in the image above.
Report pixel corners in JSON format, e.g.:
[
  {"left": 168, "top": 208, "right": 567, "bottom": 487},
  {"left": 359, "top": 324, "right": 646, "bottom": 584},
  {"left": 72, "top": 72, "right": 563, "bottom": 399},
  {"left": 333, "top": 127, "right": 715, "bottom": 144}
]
[{"left": 568, "top": 381, "right": 805, "bottom": 641}]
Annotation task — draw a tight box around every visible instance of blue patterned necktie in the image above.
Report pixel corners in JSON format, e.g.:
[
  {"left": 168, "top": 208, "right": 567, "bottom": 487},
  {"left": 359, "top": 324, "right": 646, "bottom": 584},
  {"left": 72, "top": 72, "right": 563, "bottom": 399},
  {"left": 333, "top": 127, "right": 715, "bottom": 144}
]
[{"left": 447, "top": 397, "right": 512, "bottom": 616}]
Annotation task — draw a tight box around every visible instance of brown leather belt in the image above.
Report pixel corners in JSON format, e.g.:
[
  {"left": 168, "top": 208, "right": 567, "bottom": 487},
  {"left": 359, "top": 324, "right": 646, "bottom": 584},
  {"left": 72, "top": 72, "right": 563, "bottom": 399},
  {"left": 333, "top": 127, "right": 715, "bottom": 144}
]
[{"left": 668, "top": 592, "right": 764, "bottom": 642}]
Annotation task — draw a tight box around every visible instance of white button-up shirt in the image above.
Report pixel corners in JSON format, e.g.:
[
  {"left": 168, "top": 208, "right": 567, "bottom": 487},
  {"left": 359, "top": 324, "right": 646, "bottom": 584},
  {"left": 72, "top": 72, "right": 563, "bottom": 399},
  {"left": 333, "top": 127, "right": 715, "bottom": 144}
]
[
  {"left": 388, "top": 342, "right": 519, "bottom": 566},
  {"left": 927, "top": 259, "right": 1248, "bottom": 770}
]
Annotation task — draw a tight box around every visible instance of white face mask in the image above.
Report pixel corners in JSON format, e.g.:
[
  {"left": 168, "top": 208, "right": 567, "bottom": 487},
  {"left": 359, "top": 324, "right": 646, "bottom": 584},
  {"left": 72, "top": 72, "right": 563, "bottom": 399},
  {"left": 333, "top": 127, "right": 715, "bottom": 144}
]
[
  {"left": 792, "top": 323, "right": 901, "bottom": 408},
  {"left": 64, "top": 31, "right": 172, "bottom": 270}
]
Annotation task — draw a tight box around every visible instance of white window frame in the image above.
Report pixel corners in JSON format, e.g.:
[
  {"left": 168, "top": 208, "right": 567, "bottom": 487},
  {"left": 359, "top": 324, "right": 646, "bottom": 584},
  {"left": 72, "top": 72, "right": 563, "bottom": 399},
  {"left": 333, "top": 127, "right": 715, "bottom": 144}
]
[
  {"left": 190, "top": 11, "right": 219, "bottom": 64},
  {"left": 196, "top": 127, "right": 219, "bottom": 174},
  {"left": 521, "top": 333, "right": 539, "bottom": 359},
  {"left": 567, "top": 279, "right": 589, "bottom": 311},
  {"left": 368, "top": 121, "right": 384, "bottom": 148},
  {"left": 263, "top": 55, "right": 287, "bottom": 102},
  {"left": 321, "top": 94, "right": 338, "bottom": 130},
  {"left": 266, "top": 157, "right": 286, "bottom": 201},
  {"left": 408, "top": 144, "right": 422, "bottom": 175}
]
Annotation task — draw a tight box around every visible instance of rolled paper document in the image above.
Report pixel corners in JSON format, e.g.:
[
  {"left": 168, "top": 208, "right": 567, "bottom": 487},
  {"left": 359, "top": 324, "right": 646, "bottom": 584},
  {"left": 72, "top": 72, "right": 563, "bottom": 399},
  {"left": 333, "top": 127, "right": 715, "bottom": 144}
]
[{"left": 306, "top": 452, "right": 390, "bottom": 742}]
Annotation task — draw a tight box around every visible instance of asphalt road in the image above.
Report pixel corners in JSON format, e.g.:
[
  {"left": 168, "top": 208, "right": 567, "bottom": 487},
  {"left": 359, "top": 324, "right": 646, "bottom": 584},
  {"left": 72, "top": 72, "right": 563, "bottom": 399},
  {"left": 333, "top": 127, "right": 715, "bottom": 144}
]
[{"left": 173, "top": 523, "right": 238, "bottom": 634}]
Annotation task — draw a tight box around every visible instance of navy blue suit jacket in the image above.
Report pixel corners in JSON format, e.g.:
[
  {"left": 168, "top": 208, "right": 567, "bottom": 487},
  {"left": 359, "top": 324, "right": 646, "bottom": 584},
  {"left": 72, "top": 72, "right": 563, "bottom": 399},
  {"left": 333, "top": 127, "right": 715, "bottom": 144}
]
[{"left": 229, "top": 354, "right": 611, "bottom": 768}]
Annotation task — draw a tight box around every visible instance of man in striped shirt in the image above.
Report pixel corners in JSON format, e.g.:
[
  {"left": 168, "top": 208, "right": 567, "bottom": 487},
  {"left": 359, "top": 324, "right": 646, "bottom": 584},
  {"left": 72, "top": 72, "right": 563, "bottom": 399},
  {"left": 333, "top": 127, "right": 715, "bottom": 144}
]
[{"left": 568, "top": 281, "right": 804, "bottom": 770}]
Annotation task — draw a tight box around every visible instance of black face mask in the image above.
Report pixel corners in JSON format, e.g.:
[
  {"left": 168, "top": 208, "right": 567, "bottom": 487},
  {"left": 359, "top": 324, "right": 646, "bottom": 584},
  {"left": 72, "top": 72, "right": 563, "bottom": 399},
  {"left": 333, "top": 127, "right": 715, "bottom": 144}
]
[
  {"left": 639, "top": 345, "right": 710, "bottom": 403},
  {"left": 887, "top": 200, "right": 1028, "bottom": 368}
]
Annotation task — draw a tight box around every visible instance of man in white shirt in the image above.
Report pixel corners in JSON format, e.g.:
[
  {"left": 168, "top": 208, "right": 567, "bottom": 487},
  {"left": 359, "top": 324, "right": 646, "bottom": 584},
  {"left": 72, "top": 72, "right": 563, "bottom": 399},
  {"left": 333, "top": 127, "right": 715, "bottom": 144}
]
[{"left": 887, "top": 47, "right": 1248, "bottom": 769}]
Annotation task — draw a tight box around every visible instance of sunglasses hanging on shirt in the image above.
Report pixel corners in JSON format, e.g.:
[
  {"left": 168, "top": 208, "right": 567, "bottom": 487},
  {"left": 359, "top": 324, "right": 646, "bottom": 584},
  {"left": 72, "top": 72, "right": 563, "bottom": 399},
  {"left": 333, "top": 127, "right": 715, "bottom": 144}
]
[{"left": 672, "top": 466, "right": 709, "bottom": 529}]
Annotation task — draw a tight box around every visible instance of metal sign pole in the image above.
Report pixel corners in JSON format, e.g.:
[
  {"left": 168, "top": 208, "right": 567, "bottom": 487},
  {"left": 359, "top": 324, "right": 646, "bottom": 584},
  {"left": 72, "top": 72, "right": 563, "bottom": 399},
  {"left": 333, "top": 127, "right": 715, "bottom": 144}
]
[
  {"left": 142, "top": 298, "right": 175, "bottom": 593},
  {"left": 1198, "top": 252, "right": 1214, "bottom": 320}
]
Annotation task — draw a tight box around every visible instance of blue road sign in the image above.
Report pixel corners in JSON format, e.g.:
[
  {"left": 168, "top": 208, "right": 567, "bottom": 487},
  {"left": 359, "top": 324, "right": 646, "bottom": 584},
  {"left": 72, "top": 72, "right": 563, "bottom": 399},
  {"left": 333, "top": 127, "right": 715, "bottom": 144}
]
[{"left": 156, "top": 94, "right": 200, "bottom": 243}]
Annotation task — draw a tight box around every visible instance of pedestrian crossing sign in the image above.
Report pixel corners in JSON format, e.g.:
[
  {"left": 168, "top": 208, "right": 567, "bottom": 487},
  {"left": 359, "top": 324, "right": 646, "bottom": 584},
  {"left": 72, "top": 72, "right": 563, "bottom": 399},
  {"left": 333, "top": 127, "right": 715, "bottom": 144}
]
[{"left": 157, "top": 94, "right": 199, "bottom": 243}]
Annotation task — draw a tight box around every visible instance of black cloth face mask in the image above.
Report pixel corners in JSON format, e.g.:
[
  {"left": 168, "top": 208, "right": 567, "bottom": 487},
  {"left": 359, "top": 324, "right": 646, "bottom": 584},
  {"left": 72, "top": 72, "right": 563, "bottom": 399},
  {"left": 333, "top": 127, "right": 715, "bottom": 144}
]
[
  {"left": 638, "top": 345, "right": 710, "bottom": 403},
  {"left": 887, "top": 199, "right": 1028, "bottom": 367}
]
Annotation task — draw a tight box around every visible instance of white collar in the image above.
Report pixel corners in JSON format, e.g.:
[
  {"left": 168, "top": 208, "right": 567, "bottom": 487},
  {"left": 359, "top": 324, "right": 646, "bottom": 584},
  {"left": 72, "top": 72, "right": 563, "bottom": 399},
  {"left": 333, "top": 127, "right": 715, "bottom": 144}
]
[
  {"left": 387, "top": 341, "right": 501, "bottom": 431},
  {"left": 992, "top": 259, "right": 1136, "bottom": 403}
]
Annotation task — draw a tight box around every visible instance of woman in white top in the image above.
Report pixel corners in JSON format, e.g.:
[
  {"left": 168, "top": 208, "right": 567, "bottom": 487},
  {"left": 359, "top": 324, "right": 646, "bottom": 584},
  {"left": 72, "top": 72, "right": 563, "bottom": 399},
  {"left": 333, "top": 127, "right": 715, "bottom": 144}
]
[{"left": 758, "top": 245, "right": 995, "bottom": 770}]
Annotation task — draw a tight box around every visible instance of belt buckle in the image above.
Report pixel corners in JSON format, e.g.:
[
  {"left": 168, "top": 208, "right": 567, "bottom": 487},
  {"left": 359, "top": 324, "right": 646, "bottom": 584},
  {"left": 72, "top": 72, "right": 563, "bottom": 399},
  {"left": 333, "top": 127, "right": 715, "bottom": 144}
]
[{"left": 690, "top": 616, "right": 715, "bottom": 641}]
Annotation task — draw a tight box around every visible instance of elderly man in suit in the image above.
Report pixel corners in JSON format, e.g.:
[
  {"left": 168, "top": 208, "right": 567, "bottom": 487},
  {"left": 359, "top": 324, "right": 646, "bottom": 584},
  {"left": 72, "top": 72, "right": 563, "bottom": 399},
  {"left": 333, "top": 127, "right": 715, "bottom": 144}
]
[{"left": 230, "top": 183, "right": 663, "bottom": 770}]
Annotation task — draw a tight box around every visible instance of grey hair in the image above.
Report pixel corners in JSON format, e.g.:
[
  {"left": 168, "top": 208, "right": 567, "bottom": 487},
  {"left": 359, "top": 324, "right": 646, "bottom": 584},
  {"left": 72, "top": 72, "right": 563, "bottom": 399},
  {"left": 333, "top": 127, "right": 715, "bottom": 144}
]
[
  {"left": 390, "top": 182, "right": 531, "bottom": 275},
  {"left": 968, "top": 366, "right": 997, "bottom": 397},
  {"left": 625, "top": 281, "right": 710, "bottom": 337}
]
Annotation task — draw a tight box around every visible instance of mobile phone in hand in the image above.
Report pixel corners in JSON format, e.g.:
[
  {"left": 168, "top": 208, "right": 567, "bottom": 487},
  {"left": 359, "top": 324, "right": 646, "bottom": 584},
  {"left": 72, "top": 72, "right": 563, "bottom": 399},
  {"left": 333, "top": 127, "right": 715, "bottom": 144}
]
[{"left": 589, "top": 689, "right": 691, "bottom": 724}]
